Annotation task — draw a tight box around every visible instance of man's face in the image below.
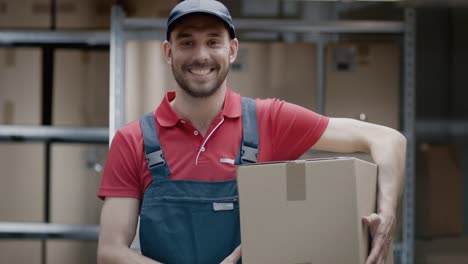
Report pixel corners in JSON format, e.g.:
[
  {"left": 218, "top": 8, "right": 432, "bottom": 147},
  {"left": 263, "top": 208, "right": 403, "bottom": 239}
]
[{"left": 163, "top": 14, "right": 238, "bottom": 98}]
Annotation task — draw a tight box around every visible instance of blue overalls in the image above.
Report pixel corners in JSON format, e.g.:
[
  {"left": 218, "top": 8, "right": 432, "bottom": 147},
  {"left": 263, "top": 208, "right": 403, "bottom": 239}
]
[{"left": 139, "top": 97, "right": 259, "bottom": 264}]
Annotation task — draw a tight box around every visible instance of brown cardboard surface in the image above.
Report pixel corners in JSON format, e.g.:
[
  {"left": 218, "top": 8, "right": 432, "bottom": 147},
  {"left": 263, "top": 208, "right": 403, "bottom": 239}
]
[
  {"left": 0, "top": 240, "right": 42, "bottom": 264},
  {"left": 325, "top": 42, "right": 400, "bottom": 129},
  {"left": 416, "top": 144, "right": 463, "bottom": 238},
  {"left": 0, "top": 47, "right": 42, "bottom": 125},
  {"left": 228, "top": 42, "right": 271, "bottom": 99},
  {"left": 237, "top": 158, "right": 393, "bottom": 264},
  {"left": 269, "top": 43, "right": 317, "bottom": 110},
  {"left": 0, "top": 143, "right": 45, "bottom": 221},
  {"left": 125, "top": 0, "right": 179, "bottom": 18},
  {"left": 50, "top": 50, "right": 109, "bottom": 263},
  {"left": 126, "top": 41, "right": 175, "bottom": 123},
  {"left": 53, "top": 49, "right": 109, "bottom": 126},
  {"left": 47, "top": 241, "right": 98, "bottom": 264},
  {"left": 55, "top": 0, "right": 111, "bottom": 29},
  {"left": 416, "top": 237, "right": 468, "bottom": 264},
  {"left": 0, "top": 0, "right": 51, "bottom": 28}
]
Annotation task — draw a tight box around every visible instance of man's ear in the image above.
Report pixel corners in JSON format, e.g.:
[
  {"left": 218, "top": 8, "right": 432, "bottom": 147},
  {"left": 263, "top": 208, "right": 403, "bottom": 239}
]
[
  {"left": 162, "top": 40, "right": 172, "bottom": 65},
  {"left": 229, "top": 38, "right": 239, "bottom": 64}
]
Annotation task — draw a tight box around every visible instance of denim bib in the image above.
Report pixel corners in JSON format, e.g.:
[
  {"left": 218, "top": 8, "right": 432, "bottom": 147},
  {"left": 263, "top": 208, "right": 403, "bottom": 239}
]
[{"left": 139, "top": 97, "right": 259, "bottom": 264}]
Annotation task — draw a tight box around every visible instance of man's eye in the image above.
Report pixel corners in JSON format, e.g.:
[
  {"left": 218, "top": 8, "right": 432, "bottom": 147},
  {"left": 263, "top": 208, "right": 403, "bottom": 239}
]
[
  {"left": 208, "top": 40, "right": 221, "bottom": 46},
  {"left": 180, "top": 41, "right": 192, "bottom": 46}
]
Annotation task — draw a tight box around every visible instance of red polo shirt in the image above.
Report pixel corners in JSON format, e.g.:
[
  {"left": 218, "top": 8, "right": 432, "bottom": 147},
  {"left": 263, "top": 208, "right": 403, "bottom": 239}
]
[{"left": 98, "top": 88, "right": 328, "bottom": 200}]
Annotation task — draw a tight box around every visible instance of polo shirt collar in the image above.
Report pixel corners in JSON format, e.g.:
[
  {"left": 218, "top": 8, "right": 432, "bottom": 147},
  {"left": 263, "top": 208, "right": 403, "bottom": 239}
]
[{"left": 156, "top": 88, "right": 242, "bottom": 127}]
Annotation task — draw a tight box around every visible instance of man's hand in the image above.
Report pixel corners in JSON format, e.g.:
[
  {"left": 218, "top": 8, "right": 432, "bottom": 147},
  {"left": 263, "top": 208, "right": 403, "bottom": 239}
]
[
  {"left": 220, "top": 245, "right": 241, "bottom": 264},
  {"left": 363, "top": 213, "right": 395, "bottom": 264}
]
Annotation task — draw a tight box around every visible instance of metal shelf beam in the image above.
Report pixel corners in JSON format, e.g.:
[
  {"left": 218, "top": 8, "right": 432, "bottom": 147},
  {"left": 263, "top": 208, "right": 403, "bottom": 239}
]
[
  {"left": 123, "top": 18, "right": 404, "bottom": 34},
  {"left": 0, "top": 30, "right": 109, "bottom": 45},
  {"left": 0, "top": 125, "right": 108, "bottom": 143},
  {"left": 416, "top": 120, "right": 468, "bottom": 140},
  {"left": 0, "top": 222, "right": 99, "bottom": 240}
]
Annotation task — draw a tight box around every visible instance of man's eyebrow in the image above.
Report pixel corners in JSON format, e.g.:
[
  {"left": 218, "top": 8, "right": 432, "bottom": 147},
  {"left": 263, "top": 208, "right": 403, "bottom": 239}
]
[
  {"left": 207, "top": 32, "right": 222, "bottom": 37},
  {"left": 175, "top": 32, "right": 192, "bottom": 40}
]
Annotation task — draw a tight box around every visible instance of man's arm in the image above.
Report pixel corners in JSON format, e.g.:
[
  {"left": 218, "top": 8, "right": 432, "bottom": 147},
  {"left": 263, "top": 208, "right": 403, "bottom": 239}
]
[
  {"left": 97, "top": 197, "right": 162, "bottom": 264},
  {"left": 313, "top": 117, "right": 406, "bottom": 264}
]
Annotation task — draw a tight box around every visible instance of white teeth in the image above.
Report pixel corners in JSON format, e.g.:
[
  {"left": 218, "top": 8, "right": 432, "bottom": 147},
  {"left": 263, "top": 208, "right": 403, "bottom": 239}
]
[{"left": 190, "top": 68, "right": 211, "bottom": 75}]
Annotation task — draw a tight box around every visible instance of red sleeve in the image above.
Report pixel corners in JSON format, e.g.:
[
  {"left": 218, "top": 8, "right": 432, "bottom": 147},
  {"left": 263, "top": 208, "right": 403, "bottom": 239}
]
[
  {"left": 256, "top": 98, "right": 329, "bottom": 162},
  {"left": 97, "top": 121, "right": 144, "bottom": 200}
]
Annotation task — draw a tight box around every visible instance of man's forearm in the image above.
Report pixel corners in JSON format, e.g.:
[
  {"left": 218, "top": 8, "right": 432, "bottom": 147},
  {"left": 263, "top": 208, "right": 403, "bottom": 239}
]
[
  {"left": 369, "top": 128, "right": 407, "bottom": 216},
  {"left": 98, "top": 244, "right": 162, "bottom": 264}
]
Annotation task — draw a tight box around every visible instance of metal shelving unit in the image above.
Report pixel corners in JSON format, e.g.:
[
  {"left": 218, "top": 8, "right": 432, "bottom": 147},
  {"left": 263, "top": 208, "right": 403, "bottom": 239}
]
[
  {"left": 0, "top": 31, "right": 110, "bottom": 244},
  {"left": 108, "top": 4, "right": 416, "bottom": 264}
]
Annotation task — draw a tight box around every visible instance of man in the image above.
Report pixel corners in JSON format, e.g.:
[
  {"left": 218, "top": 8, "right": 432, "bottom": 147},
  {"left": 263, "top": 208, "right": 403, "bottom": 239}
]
[{"left": 97, "top": 0, "right": 406, "bottom": 263}]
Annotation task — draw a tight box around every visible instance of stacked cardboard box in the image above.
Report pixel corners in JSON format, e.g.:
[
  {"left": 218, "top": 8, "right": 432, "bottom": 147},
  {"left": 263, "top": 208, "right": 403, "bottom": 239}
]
[
  {"left": 0, "top": 0, "right": 51, "bottom": 28},
  {"left": 325, "top": 41, "right": 400, "bottom": 129},
  {"left": 0, "top": 47, "right": 44, "bottom": 263},
  {"left": 416, "top": 237, "right": 468, "bottom": 264},
  {"left": 46, "top": 49, "right": 110, "bottom": 264},
  {"left": 126, "top": 41, "right": 175, "bottom": 123},
  {"left": 416, "top": 143, "right": 463, "bottom": 238}
]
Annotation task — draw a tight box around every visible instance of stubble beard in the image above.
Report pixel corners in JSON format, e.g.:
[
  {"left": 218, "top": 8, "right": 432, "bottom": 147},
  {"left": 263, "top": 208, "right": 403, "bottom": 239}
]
[{"left": 172, "top": 61, "right": 229, "bottom": 98}]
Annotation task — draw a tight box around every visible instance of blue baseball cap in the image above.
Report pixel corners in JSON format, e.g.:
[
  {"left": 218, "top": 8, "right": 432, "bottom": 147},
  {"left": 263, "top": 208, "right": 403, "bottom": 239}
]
[{"left": 166, "top": 0, "right": 236, "bottom": 40}]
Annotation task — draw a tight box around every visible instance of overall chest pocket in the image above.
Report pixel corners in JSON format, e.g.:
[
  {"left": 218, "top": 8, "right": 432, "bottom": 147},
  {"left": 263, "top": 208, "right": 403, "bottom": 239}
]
[{"left": 140, "top": 197, "right": 241, "bottom": 264}]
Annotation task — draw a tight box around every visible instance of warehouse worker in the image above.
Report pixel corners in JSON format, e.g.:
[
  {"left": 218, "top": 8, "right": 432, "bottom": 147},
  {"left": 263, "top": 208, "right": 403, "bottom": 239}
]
[{"left": 97, "top": 0, "right": 406, "bottom": 264}]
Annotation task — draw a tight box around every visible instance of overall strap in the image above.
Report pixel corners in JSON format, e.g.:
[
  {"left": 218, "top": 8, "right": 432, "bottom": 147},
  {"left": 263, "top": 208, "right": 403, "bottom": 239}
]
[
  {"left": 140, "top": 112, "right": 170, "bottom": 182},
  {"left": 240, "top": 97, "right": 259, "bottom": 164}
]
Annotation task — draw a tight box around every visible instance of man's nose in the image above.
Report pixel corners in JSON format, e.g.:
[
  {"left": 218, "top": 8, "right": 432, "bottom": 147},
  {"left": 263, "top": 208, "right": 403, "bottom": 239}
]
[{"left": 193, "top": 44, "right": 210, "bottom": 62}]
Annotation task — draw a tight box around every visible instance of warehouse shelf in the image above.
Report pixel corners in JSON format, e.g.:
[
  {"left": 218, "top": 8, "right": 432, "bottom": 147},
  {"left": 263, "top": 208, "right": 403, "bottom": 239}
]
[
  {"left": 0, "top": 30, "right": 109, "bottom": 45},
  {"left": 415, "top": 120, "right": 468, "bottom": 140},
  {"left": 109, "top": 5, "right": 416, "bottom": 264},
  {"left": 0, "top": 125, "right": 108, "bottom": 143},
  {"left": 0, "top": 222, "right": 98, "bottom": 240}
]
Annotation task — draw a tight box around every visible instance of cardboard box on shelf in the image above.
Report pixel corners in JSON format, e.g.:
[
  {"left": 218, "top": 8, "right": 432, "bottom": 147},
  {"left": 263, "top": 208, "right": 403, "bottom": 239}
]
[
  {"left": 0, "top": 0, "right": 51, "bottom": 28},
  {"left": 49, "top": 50, "right": 109, "bottom": 264},
  {"left": 416, "top": 237, "right": 468, "bottom": 264},
  {"left": 0, "top": 240, "right": 42, "bottom": 264},
  {"left": 416, "top": 143, "right": 463, "bottom": 238},
  {"left": 53, "top": 49, "right": 109, "bottom": 126},
  {"left": 237, "top": 157, "right": 394, "bottom": 264},
  {"left": 126, "top": 40, "right": 175, "bottom": 123},
  {"left": 0, "top": 47, "right": 42, "bottom": 125},
  {"left": 325, "top": 41, "right": 400, "bottom": 129},
  {"left": 47, "top": 144, "right": 106, "bottom": 264},
  {"left": 55, "top": 0, "right": 111, "bottom": 29},
  {"left": 228, "top": 42, "right": 271, "bottom": 99},
  {"left": 269, "top": 43, "right": 317, "bottom": 110},
  {"left": 124, "top": 0, "right": 179, "bottom": 18}
]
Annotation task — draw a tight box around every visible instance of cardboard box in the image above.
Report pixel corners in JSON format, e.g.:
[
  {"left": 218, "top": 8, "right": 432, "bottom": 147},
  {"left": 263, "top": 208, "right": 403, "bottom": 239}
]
[
  {"left": 0, "top": 240, "right": 42, "bottom": 264},
  {"left": 125, "top": 0, "right": 179, "bottom": 18},
  {"left": 269, "top": 43, "right": 317, "bottom": 110},
  {"left": 416, "top": 143, "right": 463, "bottom": 238},
  {"left": 237, "top": 157, "right": 394, "bottom": 264},
  {"left": 325, "top": 42, "right": 400, "bottom": 129},
  {"left": 0, "top": 143, "right": 44, "bottom": 263},
  {"left": 47, "top": 144, "right": 105, "bottom": 264},
  {"left": 0, "top": 0, "right": 51, "bottom": 28},
  {"left": 53, "top": 49, "right": 109, "bottom": 126},
  {"left": 47, "top": 241, "right": 98, "bottom": 264},
  {"left": 416, "top": 237, "right": 468, "bottom": 264},
  {"left": 228, "top": 42, "right": 271, "bottom": 99},
  {"left": 55, "top": 0, "right": 111, "bottom": 29},
  {"left": 48, "top": 50, "right": 109, "bottom": 264},
  {"left": 126, "top": 40, "right": 175, "bottom": 123},
  {"left": 0, "top": 47, "right": 42, "bottom": 125}
]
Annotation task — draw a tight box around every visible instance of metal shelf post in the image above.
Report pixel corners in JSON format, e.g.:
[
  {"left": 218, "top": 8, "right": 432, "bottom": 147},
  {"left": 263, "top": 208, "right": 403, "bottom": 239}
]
[
  {"left": 109, "top": 6, "right": 127, "bottom": 144},
  {"left": 402, "top": 8, "right": 416, "bottom": 264}
]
